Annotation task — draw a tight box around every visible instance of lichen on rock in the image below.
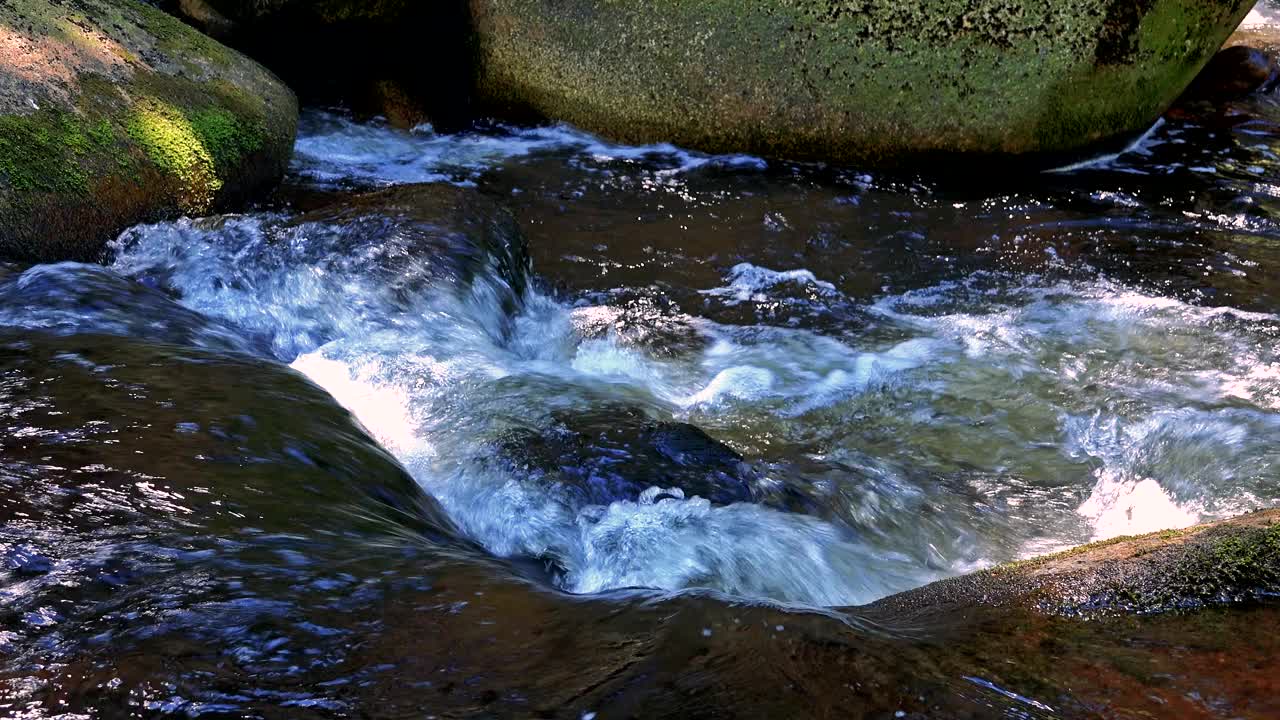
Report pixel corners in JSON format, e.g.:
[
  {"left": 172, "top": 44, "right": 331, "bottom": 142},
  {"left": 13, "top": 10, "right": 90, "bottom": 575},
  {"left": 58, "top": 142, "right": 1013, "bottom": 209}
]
[{"left": 467, "top": 0, "right": 1257, "bottom": 166}]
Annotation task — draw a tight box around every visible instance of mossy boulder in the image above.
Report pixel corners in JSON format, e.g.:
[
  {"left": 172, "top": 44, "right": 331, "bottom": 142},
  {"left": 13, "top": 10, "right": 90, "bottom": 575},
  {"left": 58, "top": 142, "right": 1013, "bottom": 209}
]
[
  {"left": 0, "top": 0, "right": 297, "bottom": 261},
  {"left": 469, "top": 0, "right": 1257, "bottom": 166},
  {"left": 871, "top": 509, "right": 1280, "bottom": 617},
  {"left": 165, "top": 0, "right": 472, "bottom": 130}
]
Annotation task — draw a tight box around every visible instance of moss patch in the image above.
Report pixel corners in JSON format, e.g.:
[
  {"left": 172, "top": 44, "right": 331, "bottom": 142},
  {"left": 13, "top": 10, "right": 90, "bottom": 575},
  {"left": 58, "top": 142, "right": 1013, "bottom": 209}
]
[
  {"left": 124, "top": 99, "right": 268, "bottom": 212},
  {"left": 0, "top": 110, "right": 102, "bottom": 194},
  {"left": 191, "top": 107, "right": 264, "bottom": 170},
  {"left": 1124, "top": 520, "right": 1280, "bottom": 610},
  {"left": 127, "top": 100, "right": 220, "bottom": 210}
]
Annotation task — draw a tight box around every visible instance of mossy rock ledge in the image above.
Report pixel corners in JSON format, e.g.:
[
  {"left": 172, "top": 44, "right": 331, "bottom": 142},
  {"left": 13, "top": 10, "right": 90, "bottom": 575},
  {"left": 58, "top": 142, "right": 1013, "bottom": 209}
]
[
  {"left": 469, "top": 0, "right": 1257, "bottom": 166},
  {"left": 0, "top": 0, "right": 297, "bottom": 261},
  {"left": 870, "top": 509, "right": 1280, "bottom": 617}
]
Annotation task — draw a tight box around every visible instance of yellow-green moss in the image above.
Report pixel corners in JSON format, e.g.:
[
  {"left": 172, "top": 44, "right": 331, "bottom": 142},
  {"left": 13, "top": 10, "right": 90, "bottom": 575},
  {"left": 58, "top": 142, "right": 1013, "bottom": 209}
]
[
  {"left": 127, "top": 101, "right": 221, "bottom": 211},
  {"left": 0, "top": 111, "right": 96, "bottom": 194},
  {"left": 190, "top": 107, "right": 266, "bottom": 171},
  {"left": 123, "top": 99, "right": 270, "bottom": 213}
]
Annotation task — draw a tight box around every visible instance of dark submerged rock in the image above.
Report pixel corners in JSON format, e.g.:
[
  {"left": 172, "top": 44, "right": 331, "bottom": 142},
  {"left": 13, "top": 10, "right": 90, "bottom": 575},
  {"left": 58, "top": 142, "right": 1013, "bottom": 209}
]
[
  {"left": 0, "top": 330, "right": 455, "bottom": 539},
  {"left": 336, "top": 516, "right": 1280, "bottom": 719},
  {"left": 493, "top": 405, "right": 756, "bottom": 508},
  {"left": 1180, "top": 44, "right": 1280, "bottom": 102},
  {"left": 292, "top": 183, "right": 531, "bottom": 307},
  {"left": 3, "top": 545, "right": 54, "bottom": 576},
  {"left": 0, "top": 0, "right": 297, "bottom": 261},
  {"left": 0, "top": 262, "right": 262, "bottom": 354}
]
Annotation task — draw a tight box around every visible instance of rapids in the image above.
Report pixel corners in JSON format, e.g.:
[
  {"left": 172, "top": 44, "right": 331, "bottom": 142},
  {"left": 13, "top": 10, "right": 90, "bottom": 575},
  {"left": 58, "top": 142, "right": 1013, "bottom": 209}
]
[
  {"left": 92, "top": 108, "right": 1280, "bottom": 608},
  {"left": 5, "top": 12, "right": 1280, "bottom": 715}
]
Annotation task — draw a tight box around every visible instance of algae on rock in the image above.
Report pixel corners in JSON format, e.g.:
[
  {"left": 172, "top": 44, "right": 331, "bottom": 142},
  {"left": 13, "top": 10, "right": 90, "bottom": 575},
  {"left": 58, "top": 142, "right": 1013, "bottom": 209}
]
[
  {"left": 468, "top": 0, "right": 1257, "bottom": 166},
  {"left": 0, "top": 0, "right": 297, "bottom": 261}
]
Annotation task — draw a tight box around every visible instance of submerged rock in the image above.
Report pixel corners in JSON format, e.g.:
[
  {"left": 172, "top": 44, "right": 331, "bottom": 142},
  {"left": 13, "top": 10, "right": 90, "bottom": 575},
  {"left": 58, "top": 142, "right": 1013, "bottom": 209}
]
[
  {"left": 1180, "top": 45, "right": 1280, "bottom": 102},
  {"left": 492, "top": 405, "right": 756, "bottom": 508},
  {"left": 105, "top": 183, "right": 532, "bottom": 360},
  {"left": 0, "top": 329, "right": 455, "bottom": 540},
  {"left": 0, "top": 0, "right": 297, "bottom": 261},
  {"left": 0, "top": 262, "right": 262, "bottom": 354},
  {"left": 288, "top": 184, "right": 532, "bottom": 322},
  {"left": 469, "top": 0, "right": 1256, "bottom": 166},
  {"left": 872, "top": 509, "right": 1280, "bottom": 616}
]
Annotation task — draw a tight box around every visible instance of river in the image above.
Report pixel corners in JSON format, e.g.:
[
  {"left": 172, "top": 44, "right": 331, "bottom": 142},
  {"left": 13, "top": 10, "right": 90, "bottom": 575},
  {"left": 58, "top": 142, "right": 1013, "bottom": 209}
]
[{"left": 3, "top": 12, "right": 1280, "bottom": 718}]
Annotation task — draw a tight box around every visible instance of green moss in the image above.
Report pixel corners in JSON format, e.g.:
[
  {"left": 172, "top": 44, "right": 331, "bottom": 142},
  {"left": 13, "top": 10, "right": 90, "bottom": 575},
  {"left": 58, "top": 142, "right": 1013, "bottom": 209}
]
[
  {"left": 471, "top": 0, "right": 1253, "bottom": 164},
  {"left": 190, "top": 107, "right": 265, "bottom": 171},
  {"left": 126, "top": 100, "right": 220, "bottom": 210},
  {"left": 0, "top": 110, "right": 96, "bottom": 194},
  {"left": 88, "top": 119, "right": 116, "bottom": 149},
  {"left": 122, "top": 98, "right": 270, "bottom": 214},
  {"left": 1165, "top": 522, "right": 1280, "bottom": 601},
  {"left": 1084, "top": 520, "right": 1280, "bottom": 613}
]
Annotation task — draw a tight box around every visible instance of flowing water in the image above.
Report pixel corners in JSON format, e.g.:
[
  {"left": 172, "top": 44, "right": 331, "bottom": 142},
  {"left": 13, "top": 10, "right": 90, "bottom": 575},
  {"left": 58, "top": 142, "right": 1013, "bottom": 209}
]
[{"left": 6, "top": 16, "right": 1280, "bottom": 717}]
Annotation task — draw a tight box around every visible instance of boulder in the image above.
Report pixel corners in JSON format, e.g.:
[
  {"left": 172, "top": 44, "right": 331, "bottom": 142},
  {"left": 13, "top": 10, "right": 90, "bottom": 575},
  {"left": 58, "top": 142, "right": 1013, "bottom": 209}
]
[
  {"left": 0, "top": 0, "right": 297, "bottom": 261},
  {"left": 164, "top": 0, "right": 473, "bottom": 130},
  {"left": 469, "top": 0, "right": 1257, "bottom": 166}
]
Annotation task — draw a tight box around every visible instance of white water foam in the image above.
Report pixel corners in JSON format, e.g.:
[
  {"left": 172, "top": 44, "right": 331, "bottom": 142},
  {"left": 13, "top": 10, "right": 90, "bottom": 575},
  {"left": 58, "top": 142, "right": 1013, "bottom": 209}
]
[
  {"left": 108, "top": 224, "right": 951, "bottom": 606},
  {"left": 873, "top": 274, "right": 1280, "bottom": 544},
  {"left": 1242, "top": 2, "right": 1280, "bottom": 29},
  {"left": 292, "top": 111, "right": 766, "bottom": 188},
  {"left": 102, "top": 212, "right": 1280, "bottom": 605},
  {"left": 698, "top": 263, "right": 839, "bottom": 305}
]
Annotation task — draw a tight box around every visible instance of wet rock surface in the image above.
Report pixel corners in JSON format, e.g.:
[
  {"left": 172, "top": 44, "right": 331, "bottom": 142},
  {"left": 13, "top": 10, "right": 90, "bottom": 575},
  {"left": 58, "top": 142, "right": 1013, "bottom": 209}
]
[
  {"left": 291, "top": 183, "right": 532, "bottom": 307},
  {"left": 491, "top": 404, "right": 756, "bottom": 508},
  {"left": 0, "top": 0, "right": 297, "bottom": 261},
  {"left": 1181, "top": 45, "right": 1280, "bottom": 103},
  {"left": 6, "top": 5, "right": 1280, "bottom": 711},
  {"left": 874, "top": 510, "right": 1280, "bottom": 617}
]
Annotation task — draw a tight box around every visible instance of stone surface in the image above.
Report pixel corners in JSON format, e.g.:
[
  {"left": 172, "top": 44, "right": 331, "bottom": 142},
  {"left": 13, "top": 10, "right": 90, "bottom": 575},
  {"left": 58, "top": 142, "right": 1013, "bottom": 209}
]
[
  {"left": 1181, "top": 44, "right": 1280, "bottom": 101},
  {"left": 871, "top": 509, "right": 1280, "bottom": 616},
  {"left": 469, "top": 0, "right": 1258, "bottom": 166},
  {"left": 490, "top": 404, "right": 756, "bottom": 508},
  {"left": 0, "top": 0, "right": 297, "bottom": 261}
]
